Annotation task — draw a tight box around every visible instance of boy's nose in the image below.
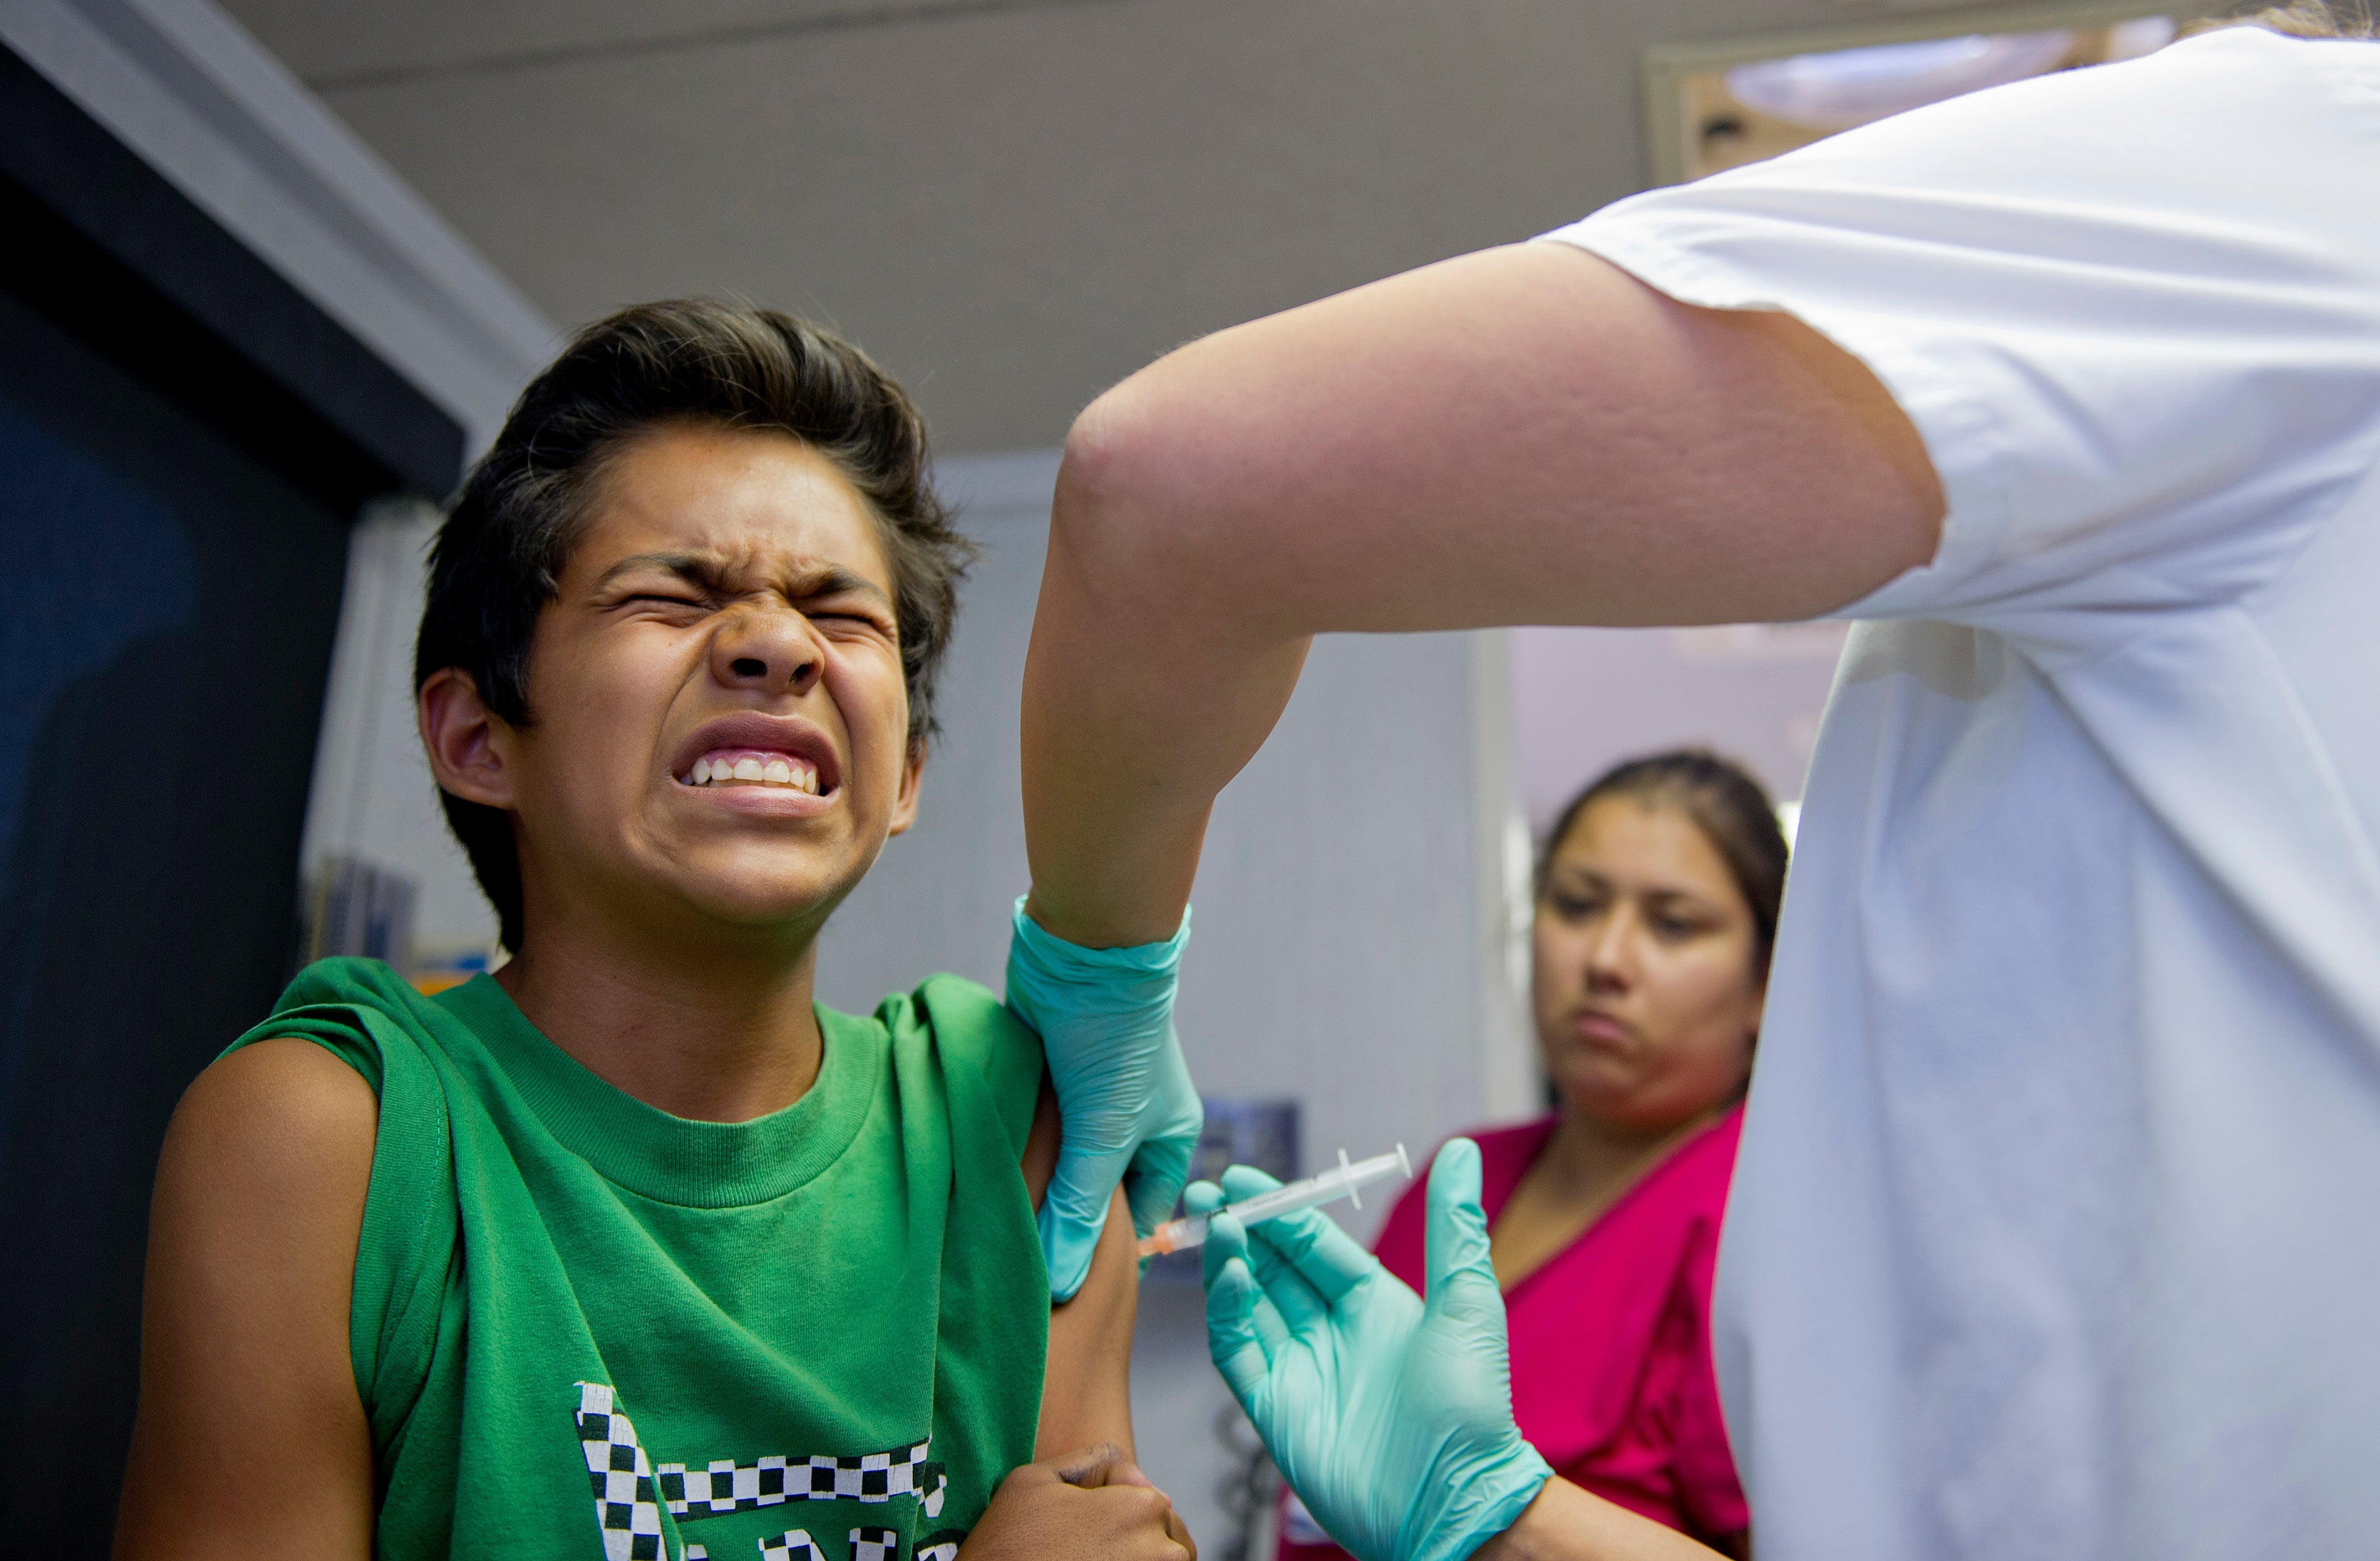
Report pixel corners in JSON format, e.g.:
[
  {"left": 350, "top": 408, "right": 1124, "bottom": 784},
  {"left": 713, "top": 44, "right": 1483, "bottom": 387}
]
[{"left": 714, "top": 613, "right": 823, "bottom": 695}]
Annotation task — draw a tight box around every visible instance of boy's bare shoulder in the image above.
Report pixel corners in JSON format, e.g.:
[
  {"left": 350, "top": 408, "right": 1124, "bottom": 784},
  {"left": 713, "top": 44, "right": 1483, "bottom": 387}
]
[
  {"left": 171, "top": 1038, "right": 379, "bottom": 1183},
  {"left": 154, "top": 1040, "right": 381, "bottom": 1269},
  {"left": 118, "top": 1040, "right": 380, "bottom": 1557}
]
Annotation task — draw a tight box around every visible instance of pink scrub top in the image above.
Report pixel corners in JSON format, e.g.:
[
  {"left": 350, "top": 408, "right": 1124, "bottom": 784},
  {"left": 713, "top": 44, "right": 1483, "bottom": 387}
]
[{"left": 1277, "top": 1108, "right": 1750, "bottom": 1557}]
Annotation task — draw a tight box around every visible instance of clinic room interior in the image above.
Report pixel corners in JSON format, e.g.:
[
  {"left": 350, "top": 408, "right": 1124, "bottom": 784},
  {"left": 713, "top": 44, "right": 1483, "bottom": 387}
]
[{"left": 5, "top": 2, "right": 2365, "bottom": 1559}]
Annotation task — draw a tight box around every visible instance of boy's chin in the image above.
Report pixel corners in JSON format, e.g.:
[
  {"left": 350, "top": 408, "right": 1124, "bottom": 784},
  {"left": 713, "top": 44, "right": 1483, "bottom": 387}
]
[{"left": 660, "top": 861, "right": 868, "bottom": 936}]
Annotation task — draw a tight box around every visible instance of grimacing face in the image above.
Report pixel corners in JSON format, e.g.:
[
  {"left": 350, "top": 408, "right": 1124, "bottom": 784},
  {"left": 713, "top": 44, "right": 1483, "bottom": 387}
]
[
  {"left": 1530, "top": 795, "right": 1764, "bottom": 1132},
  {"left": 426, "top": 421, "right": 923, "bottom": 952}
]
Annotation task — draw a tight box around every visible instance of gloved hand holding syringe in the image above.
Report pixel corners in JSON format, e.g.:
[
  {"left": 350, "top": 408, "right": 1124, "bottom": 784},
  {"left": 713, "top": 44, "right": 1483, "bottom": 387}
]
[{"left": 1139, "top": 1145, "right": 1413, "bottom": 1257}]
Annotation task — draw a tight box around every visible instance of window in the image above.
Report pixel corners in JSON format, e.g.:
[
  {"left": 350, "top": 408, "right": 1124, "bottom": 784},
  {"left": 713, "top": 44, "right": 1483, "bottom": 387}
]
[{"left": 1646, "top": 11, "right": 2186, "bottom": 185}]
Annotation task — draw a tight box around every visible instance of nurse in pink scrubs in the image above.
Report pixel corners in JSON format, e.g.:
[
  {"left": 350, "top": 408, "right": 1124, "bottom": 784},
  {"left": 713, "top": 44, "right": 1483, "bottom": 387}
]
[{"left": 1280, "top": 750, "right": 1784, "bottom": 1560}]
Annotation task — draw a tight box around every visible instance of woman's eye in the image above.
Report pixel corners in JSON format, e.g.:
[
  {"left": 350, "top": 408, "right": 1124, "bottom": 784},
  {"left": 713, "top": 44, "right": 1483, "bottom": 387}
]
[{"left": 1551, "top": 895, "right": 1604, "bottom": 920}]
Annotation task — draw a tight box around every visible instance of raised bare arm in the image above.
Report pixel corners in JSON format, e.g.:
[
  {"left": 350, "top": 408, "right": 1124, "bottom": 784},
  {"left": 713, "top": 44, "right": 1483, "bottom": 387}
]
[{"left": 1021, "top": 242, "right": 1943, "bottom": 944}]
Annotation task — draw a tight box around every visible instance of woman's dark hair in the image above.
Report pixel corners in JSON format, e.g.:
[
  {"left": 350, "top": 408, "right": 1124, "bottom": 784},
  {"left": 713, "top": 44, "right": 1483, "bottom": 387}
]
[
  {"left": 1536, "top": 749, "right": 1791, "bottom": 983},
  {"left": 415, "top": 298, "right": 975, "bottom": 952}
]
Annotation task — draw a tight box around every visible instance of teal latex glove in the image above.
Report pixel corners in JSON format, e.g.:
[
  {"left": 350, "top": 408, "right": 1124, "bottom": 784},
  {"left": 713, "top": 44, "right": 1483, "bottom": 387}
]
[
  {"left": 1004, "top": 898, "right": 1202, "bottom": 1301},
  {"left": 1194, "top": 1141, "right": 1551, "bottom": 1561}
]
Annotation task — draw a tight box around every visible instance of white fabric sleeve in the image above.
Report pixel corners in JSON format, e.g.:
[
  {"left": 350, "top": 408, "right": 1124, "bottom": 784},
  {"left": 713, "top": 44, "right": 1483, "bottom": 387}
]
[{"left": 1541, "top": 29, "right": 2380, "bottom": 649}]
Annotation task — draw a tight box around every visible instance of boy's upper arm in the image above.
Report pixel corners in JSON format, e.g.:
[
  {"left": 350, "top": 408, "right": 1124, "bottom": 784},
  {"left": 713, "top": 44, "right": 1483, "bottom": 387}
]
[
  {"left": 1021, "top": 1079, "right": 1062, "bottom": 1210},
  {"left": 115, "top": 1038, "right": 378, "bottom": 1561},
  {"left": 1037, "top": 1181, "right": 1140, "bottom": 1460},
  {"left": 1022, "top": 1085, "right": 1140, "bottom": 1459}
]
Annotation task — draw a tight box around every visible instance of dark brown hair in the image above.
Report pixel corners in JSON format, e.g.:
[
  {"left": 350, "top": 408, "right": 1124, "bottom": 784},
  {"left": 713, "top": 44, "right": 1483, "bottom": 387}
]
[
  {"left": 416, "top": 299, "right": 975, "bottom": 952},
  {"left": 1537, "top": 749, "right": 1791, "bottom": 983},
  {"left": 2189, "top": 1, "right": 2376, "bottom": 38}
]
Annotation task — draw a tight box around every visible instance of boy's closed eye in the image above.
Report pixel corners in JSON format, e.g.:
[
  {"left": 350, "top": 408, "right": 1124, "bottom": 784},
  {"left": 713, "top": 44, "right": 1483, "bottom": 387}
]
[
  {"left": 595, "top": 553, "right": 897, "bottom": 634},
  {"left": 618, "top": 590, "right": 711, "bottom": 615}
]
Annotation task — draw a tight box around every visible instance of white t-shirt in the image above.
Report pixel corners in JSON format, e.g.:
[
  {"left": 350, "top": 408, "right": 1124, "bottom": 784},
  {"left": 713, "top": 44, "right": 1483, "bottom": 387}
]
[{"left": 1544, "top": 27, "right": 2380, "bottom": 1561}]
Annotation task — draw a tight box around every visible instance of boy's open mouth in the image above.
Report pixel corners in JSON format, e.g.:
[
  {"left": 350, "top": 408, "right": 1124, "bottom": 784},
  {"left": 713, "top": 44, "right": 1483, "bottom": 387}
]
[
  {"left": 670, "top": 713, "right": 842, "bottom": 800},
  {"left": 685, "top": 748, "right": 821, "bottom": 794}
]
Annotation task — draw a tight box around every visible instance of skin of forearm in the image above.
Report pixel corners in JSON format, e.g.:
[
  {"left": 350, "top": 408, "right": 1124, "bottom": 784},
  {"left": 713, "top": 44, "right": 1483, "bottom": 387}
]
[
  {"left": 1020, "top": 449, "right": 1312, "bottom": 945},
  {"left": 1474, "top": 1479, "right": 1732, "bottom": 1561}
]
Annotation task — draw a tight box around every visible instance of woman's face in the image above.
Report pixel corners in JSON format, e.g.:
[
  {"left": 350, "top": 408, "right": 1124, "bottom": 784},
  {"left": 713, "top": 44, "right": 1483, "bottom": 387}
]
[{"left": 1531, "top": 795, "right": 1765, "bottom": 1132}]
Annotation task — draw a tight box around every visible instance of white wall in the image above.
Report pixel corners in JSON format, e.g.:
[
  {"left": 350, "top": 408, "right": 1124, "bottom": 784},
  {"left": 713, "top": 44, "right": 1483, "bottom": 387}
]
[{"left": 1509, "top": 622, "right": 1850, "bottom": 838}]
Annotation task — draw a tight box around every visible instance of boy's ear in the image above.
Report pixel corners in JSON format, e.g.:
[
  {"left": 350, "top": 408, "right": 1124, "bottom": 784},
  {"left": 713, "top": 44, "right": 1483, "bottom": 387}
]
[
  {"left": 419, "top": 668, "right": 517, "bottom": 811},
  {"left": 885, "top": 738, "right": 927, "bottom": 838}
]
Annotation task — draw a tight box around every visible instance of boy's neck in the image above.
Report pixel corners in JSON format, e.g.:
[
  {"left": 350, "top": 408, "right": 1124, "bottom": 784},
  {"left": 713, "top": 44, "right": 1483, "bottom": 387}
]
[{"left": 493, "top": 921, "right": 826, "bottom": 1124}]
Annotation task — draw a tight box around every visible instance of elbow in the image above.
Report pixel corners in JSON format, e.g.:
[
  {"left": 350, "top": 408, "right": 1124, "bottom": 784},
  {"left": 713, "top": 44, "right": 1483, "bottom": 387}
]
[
  {"left": 1058, "top": 376, "right": 1148, "bottom": 504},
  {"left": 1054, "top": 377, "right": 1161, "bottom": 563},
  {"left": 1052, "top": 366, "right": 1224, "bottom": 605}
]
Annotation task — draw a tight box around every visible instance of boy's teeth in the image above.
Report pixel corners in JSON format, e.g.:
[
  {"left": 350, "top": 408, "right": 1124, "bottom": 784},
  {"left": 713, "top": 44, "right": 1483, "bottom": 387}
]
[{"left": 687, "top": 750, "right": 821, "bottom": 792}]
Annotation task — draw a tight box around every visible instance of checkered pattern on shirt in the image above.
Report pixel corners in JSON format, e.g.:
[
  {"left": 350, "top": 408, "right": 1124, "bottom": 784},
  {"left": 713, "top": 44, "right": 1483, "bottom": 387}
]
[
  {"left": 658, "top": 1442, "right": 943, "bottom": 1521},
  {"left": 913, "top": 1529, "right": 965, "bottom": 1561},
  {"left": 756, "top": 1532, "right": 826, "bottom": 1560},
  {"left": 847, "top": 1526, "right": 902, "bottom": 1561},
  {"left": 575, "top": 1382, "right": 668, "bottom": 1561}
]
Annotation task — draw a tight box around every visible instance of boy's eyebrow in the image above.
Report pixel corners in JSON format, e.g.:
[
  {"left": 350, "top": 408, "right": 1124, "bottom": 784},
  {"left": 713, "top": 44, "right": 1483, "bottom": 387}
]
[
  {"left": 593, "top": 551, "right": 893, "bottom": 606},
  {"left": 788, "top": 564, "right": 895, "bottom": 607}
]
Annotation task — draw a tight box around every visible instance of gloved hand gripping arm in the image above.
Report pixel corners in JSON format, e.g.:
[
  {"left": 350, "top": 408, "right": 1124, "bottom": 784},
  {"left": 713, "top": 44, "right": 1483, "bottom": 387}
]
[
  {"left": 1006, "top": 898, "right": 1204, "bottom": 1301},
  {"left": 1196, "top": 1144, "right": 1729, "bottom": 1561}
]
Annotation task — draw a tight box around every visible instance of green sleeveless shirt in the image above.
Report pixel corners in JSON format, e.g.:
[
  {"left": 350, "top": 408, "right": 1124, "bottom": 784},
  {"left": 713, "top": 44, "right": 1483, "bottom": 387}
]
[{"left": 229, "top": 958, "right": 1049, "bottom": 1561}]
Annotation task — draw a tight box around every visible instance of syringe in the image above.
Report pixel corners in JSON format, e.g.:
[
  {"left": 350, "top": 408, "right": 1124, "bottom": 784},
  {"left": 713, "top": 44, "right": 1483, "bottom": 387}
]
[{"left": 1139, "top": 1144, "right": 1414, "bottom": 1258}]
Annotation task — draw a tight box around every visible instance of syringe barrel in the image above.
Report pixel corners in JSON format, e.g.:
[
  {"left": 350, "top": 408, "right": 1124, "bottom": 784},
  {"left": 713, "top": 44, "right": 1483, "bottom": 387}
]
[
  {"left": 1232, "top": 1152, "right": 1405, "bottom": 1220},
  {"left": 1134, "top": 1146, "right": 1412, "bottom": 1259}
]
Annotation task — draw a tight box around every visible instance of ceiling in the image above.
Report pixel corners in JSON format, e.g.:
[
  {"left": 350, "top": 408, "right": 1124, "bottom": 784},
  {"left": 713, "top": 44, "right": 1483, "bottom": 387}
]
[
  {"left": 219, "top": 0, "right": 1130, "bottom": 88},
  {"left": 217, "top": 0, "right": 2095, "bottom": 454}
]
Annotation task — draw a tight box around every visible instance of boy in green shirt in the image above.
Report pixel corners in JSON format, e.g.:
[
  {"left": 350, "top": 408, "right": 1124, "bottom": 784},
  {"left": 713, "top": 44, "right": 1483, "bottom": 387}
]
[{"left": 113, "top": 302, "right": 1189, "bottom": 1561}]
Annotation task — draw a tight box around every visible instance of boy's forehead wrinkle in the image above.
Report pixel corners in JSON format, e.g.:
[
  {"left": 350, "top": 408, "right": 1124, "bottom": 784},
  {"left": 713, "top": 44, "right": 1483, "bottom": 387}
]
[{"left": 571, "top": 445, "right": 895, "bottom": 599}]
